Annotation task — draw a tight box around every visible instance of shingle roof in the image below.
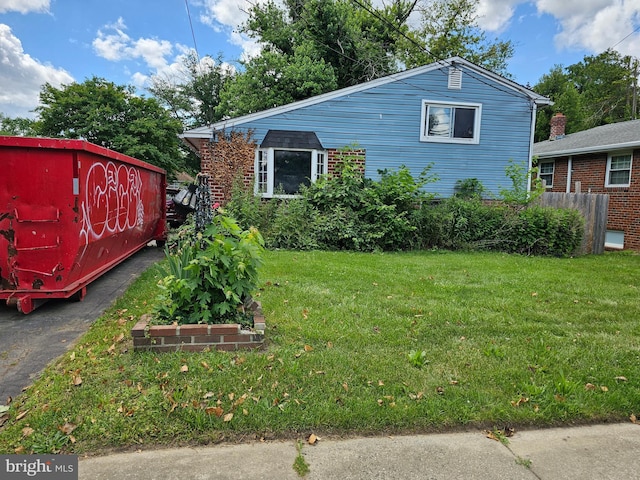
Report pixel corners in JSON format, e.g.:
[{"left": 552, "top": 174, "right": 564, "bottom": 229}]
[
  {"left": 260, "top": 130, "right": 323, "bottom": 149},
  {"left": 534, "top": 119, "right": 640, "bottom": 158}
]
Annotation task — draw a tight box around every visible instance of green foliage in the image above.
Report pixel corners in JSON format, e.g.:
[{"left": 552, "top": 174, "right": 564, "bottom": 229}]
[
  {"left": 454, "top": 178, "right": 485, "bottom": 199},
  {"left": 149, "top": 52, "right": 233, "bottom": 129},
  {"left": 227, "top": 154, "right": 582, "bottom": 256},
  {"left": 0, "top": 114, "right": 36, "bottom": 136},
  {"left": 402, "top": 0, "right": 514, "bottom": 75},
  {"left": 217, "top": 46, "right": 338, "bottom": 118},
  {"left": 268, "top": 197, "right": 320, "bottom": 250},
  {"left": 533, "top": 49, "right": 638, "bottom": 141},
  {"left": 506, "top": 206, "right": 584, "bottom": 256},
  {"left": 498, "top": 160, "right": 544, "bottom": 206},
  {"left": 154, "top": 212, "right": 265, "bottom": 325},
  {"left": 407, "top": 350, "right": 428, "bottom": 368},
  {"left": 432, "top": 196, "right": 508, "bottom": 250},
  {"left": 33, "top": 77, "right": 184, "bottom": 175},
  {"left": 293, "top": 440, "right": 310, "bottom": 477},
  {"left": 242, "top": 0, "right": 409, "bottom": 90}
]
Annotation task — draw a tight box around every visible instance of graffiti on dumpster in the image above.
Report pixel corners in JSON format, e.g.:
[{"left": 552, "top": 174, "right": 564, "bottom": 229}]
[{"left": 79, "top": 161, "right": 144, "bottom": 247}]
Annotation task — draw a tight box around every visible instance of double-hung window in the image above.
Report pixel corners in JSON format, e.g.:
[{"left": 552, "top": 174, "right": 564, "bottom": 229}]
[
  {"left": 255, "top": 130, "right": 327, "bottom": 198},
  {"left": 420, "top": 100, "right": 481, "bottom": 144},
  {"left": 605, "top": 152, "right": 632, "bottom": 187},
  {"left": 538, "top": 161, "right": 554, "bottom": 188}
]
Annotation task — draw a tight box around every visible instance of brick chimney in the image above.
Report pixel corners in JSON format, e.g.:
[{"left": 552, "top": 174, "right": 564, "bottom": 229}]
[{"left": 549, "top": 112, "right": 567, "bottom": 140}]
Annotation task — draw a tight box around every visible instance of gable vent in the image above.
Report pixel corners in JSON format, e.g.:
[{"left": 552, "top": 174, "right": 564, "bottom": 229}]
[{"left": 448, "top": 67, "right": 462, "bottom": 89}]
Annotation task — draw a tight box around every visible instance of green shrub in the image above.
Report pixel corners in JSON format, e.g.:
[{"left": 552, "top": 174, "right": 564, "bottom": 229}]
[
  {"left": 507, "top": 206, "right": 584, "bottom": 256},
  {"left": 268, "top": 197, "right": 319, "bottom": 250},
  {"left": 154, "top": 212, "right": 265, "bottom": 325}
]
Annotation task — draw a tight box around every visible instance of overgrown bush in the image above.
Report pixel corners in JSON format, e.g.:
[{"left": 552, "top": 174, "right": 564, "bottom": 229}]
[
  {"left": 506, "top": 205, "right": 584, "bottom": 256},
  {"left": 225, "top": 152, "right": 584, "bottom": 257},
  {"left": 154, "top": 211, "right": 264, "bottom": 325}
]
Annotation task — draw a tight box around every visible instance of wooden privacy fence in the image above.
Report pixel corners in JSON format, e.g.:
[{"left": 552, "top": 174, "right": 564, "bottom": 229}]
[{"left": 536, "top": 192, "right": 609, "bottom": 255}]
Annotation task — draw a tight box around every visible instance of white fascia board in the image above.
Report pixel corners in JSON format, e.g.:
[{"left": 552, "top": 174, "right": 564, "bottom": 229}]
[{"left": 535, "top": 141, "right": 640, "bottom": 159}]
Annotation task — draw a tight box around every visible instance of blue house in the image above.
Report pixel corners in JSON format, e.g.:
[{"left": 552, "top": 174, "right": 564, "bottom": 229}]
[{"left": 180, "top": 57, "right": 551, "bottom": 204}]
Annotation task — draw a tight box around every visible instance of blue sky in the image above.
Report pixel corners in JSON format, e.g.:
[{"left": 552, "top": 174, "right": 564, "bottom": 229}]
[{"left": 1, "top": 0, "right": 639, "bottom": 118}]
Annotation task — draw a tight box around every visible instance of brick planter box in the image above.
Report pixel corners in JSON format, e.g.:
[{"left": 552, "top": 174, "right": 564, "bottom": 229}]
[{"left": 131, "top": 299, "right": 265, "bottom": 352}]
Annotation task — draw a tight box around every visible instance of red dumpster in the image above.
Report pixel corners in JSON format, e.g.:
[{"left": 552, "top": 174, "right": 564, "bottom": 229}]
[{"left": 0, "top": 136, "right": 166, "bottom": 313}]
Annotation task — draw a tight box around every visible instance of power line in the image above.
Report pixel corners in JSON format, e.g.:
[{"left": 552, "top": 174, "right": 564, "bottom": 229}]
[
  {"left": 610, "top": 24, "right": 640, "bottom": 51},
  {"left": 347, "top": 0, "right": 533, "bottom": 102},
  {"left": 184, "top": 0, "right": 199, "bottom": 58}
]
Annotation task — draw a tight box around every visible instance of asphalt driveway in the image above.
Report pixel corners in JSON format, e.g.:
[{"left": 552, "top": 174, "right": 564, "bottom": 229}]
[{"left": 0, "top": 246, "right": 164, "bottom": 402}]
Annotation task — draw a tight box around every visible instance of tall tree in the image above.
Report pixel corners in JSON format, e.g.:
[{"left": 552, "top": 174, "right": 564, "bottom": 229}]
[
  {"left": 402, "top": 0, "right": 514, "bottom": 75},
  {"left": 217, "top": 46, "right": 338, "bottom": 118},
  {"left": 34, "top": 77, "right": 184, "bottom": 176},
  {"left": 0, "top": 114, "right": 36, "bottom": 136},
  {"left": 566, "top": 49, "right": 637, "bottom": 127},
  {"left": 242, "top": 0, "right": 414, "bottom": 89},
  {"left": 149, "top": 52, "right": 233, "bottom": 128},
  {"left": 533, "top": 50, "right": 638, "bottom": 141}
]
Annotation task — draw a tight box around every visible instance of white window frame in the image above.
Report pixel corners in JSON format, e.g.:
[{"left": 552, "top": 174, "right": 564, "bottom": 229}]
[
  {"left": 254, "top": 147, "right": 327, "bottom": 198},
  {"left": 605, "top": 151, "right": 632, "bottom": 187},
  {"left": 538, "top": 160, "right": 554, "bottom": 188},
  {"left": 605, "top": 230, "right": 624, "bottom": 249},
  {"left": 420, "top": 100, "right": 481, "bottom": 144}
]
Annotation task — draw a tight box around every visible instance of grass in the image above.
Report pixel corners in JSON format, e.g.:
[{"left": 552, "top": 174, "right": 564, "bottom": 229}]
[{"left": 0, "top": 249, "right": 639, "bottom": 455}]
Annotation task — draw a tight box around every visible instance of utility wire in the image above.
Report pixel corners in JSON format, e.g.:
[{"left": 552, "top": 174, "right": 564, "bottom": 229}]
[
  {"left": 347, "top": 0, "right": 534, "bottom": 102},
  {"left": 610, "top": 24, "right": 640, "bottom": 51},
  {"left": 185, "top": 0, "right": 199, "bottom": 59}
]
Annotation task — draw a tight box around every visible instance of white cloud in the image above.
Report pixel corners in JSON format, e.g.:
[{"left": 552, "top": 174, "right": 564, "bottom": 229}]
[
  {"left": 0, "top": 24, "right": 73, "bottom": 117},
  {"left": 473, "top": 0, "right": 640, "bottom": 60},
  {"left": 93, "top": 18, "right": 173, "bottom": 71},
  {"left": 538, "top": 0, "right": 640, "bottom": 58},
  {"left": 0, "top": 0, "right": 49, "bottom": 14},
  {"left": 476, "top": 0, "right": 522, "bottom": 32}
]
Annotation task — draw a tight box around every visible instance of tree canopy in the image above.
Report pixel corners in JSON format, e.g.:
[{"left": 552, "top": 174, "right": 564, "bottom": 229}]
[
  {"left": 33, "top": 77, "right": 185, "bottom": 176},
  {"left": 401, "top": 0, "right": 513, "bottom": 75},
  {"left": 534, "top": 49, "right": 638, "bottom": 141},
  {"left": 0, "top": 114, "right": 36, "bottom": 136}
]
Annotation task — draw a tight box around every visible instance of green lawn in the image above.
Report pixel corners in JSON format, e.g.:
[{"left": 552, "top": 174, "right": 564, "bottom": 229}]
[{"left": 1, "top": 250, "right": 639, "bottom": 454}]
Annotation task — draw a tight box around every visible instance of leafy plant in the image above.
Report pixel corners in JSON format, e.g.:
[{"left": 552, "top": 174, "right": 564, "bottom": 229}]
[
  {"left": 454, "top": 178, "right": 485, "bottom": 199},
  {"left": 154, "top": 211, "right": 265, "bottom": 325},
  {"left": 293, "top": 440, "right": 310, "bottom": 477},
  {"left": 408, "top": 350, "right": 428, "bottom": 368},
  {"left": 498, "top": 160, "right": 545, "bottom": 206}
]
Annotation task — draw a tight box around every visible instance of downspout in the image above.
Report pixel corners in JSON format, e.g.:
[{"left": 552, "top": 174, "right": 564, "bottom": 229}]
[
  {"left": 566, "top": 156, "right": 573, "bottom": 193},
  {"left": 527, "top": 101, "right": 538, "bottom": 194}
]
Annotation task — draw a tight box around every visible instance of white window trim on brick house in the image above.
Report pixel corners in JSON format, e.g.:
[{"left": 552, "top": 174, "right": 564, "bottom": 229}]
[
  {"left": 255, "top": 147, "right": 327, "bottom": 198},
  {"left": 605, "top": 151, "right": 632, "bottom": 187},
  {"left": 538, "top": 160, "right": 554, "bottom": 188},
  {"left": 420, "top": 100, "right": 481, "bottom": 144}
]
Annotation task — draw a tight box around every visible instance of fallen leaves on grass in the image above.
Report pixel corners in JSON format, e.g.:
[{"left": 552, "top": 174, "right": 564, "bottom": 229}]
[{"left": 510, "top": 396, "right": 529, "bottom": 407}]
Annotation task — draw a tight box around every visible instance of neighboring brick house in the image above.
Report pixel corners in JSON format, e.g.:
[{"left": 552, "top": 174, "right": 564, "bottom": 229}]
[
  {"left": 533, "top": 114, "right": 640, "bottom": 250},
  {"left": 180, "top": 56, "right": 551, "bottom": 206}
]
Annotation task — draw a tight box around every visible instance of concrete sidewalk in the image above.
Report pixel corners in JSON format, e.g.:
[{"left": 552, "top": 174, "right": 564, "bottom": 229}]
[{"left": 79, "top": 423, "right": 640, "bottom": 479}]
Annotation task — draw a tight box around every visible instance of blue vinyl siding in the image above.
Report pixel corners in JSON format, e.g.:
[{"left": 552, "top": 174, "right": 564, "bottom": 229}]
[{"left": 203, "top": 64, "right": 536, "bottom": 197}]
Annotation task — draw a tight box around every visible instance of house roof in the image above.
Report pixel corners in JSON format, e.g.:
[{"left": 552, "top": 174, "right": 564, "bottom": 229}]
[
  {"left": 260, "top": 130, "right": 324, "bottom": 149},
  {"left": 534, "top": 119, "right": 640, "bottom": 158},
  {"left": 181, "top": 56, "right": 551, "bottom": 142}
]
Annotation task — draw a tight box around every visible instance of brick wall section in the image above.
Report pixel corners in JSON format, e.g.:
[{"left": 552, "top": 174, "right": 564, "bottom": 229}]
[
  {"left": 196, "top": 136, "right": 367, "bottom": 204},
  {"left": 198, "top": 132, "right": 257, "bottom": 205},
  {"left": 544, "top": 149, "right": 640, "bottom": 250},
  {"left": 327, "top": 148, "right": 365, "bottom": 177},
  {"left": 131, "top": 301, "right": 266, "bottom": 352}
]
